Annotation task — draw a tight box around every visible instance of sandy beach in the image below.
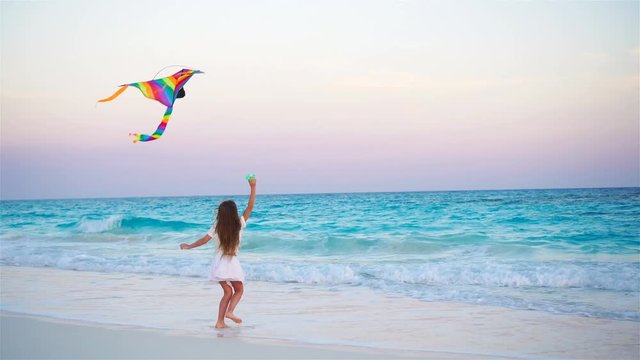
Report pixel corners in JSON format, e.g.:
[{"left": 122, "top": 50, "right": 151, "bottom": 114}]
[
  {"left": 1, "top": 266, "right": 638, "bottom": 359},
  {"left": 1, "top": 313, "right": 427, "bottom": 360}
]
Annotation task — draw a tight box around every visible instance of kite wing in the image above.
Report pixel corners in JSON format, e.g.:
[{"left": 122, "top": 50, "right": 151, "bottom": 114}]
[{"left": 98, "top": 68, "right": 203, "bottom": 143}]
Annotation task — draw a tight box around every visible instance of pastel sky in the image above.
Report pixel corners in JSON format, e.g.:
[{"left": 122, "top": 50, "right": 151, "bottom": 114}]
[{"left": 1, "top": 0, "right": 638, "bottom": 200}]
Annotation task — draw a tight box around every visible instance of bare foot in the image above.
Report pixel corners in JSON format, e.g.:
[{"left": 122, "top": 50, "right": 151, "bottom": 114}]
[
  {"left": 225, "top": 313, "right": 242, "bottom": 324},
  {"left": 215, "top": 322, "right": 229, "bottom": 329}
]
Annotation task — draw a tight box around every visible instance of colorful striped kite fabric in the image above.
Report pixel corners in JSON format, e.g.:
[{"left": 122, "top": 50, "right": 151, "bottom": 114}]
[{"left": 98, "top": 68, "right": 203, "bottom": 143}]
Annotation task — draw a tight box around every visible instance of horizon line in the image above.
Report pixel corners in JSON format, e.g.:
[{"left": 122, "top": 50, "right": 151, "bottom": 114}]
[{"left": 1, "top": 185, "right": 638, "bottom": 202}]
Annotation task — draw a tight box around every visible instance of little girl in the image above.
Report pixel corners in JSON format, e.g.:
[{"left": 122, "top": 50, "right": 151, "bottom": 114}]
[{"left": 180, "top": 177, "right": 256, "bottom": 328}]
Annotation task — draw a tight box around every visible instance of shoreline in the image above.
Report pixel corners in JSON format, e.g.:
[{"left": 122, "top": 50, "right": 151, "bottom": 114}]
[
  {"left": 1, "top": 312, "right": 438, "bottom": 359},
  {"left": 1, "top": 266, "right": 639, "bottom": 359},
  {"left": 0, "top": 311, "right": 519, "bottom": 360}
]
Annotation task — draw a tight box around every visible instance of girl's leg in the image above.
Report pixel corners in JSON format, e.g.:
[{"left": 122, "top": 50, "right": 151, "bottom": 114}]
[
  {"left": 216, "top": 281, "right": 233, "bottom": 328},
  {"left": 225, "top": 281, "right": 244, "bottom": 324}
]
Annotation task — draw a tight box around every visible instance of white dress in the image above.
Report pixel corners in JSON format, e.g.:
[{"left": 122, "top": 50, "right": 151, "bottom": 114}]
[{"left": 207, "top": 216, "right": 246, "bottom": 283}]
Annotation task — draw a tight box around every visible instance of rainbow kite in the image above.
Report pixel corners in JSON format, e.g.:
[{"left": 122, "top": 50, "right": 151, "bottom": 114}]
[{"left": 98, "top": 68, "right": 203, "bottom": 143}]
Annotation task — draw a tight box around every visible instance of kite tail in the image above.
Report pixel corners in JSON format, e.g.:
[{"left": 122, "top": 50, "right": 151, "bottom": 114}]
[
  {"left": 129, "top": 106, "right": 173, "bottom": 143},
  {"left": 97, "top": 85, "right": 129, "bottom": 102}
]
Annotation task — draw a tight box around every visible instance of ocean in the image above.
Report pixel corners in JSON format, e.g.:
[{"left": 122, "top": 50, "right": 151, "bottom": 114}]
[{"left": 1, "top": 188, "right": 639, "bottom": 323}]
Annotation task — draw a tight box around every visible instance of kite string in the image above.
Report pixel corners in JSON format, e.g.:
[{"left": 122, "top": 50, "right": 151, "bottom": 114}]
[{"left": 152, "top": 64, "right": 198, "bottom": 79}]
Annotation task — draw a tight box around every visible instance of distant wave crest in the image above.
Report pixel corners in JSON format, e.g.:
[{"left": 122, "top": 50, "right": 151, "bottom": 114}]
[{"left": 58, "top": 216, "right": 202, "bottom": 233}]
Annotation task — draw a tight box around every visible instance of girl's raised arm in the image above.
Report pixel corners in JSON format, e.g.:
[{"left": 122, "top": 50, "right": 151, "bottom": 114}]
[{"left": 243, "top": 178, "right": 257, "bottom": 222}]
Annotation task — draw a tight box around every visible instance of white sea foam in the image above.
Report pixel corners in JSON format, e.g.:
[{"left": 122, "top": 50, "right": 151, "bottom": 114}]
[
  {"left": 2, "top": 239, "right": 638, "bottom": 321},
  {"left": 1, "top": 252, "right": 638, "bottom": 321},
  {"left": 1, "top": 244, "right": 637, "bottom": 292}
]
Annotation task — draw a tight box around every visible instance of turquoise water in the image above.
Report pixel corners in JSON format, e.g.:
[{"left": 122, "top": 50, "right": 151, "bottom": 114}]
[{"left": 1, "top": 188, "right": 639, "bottom": 321}]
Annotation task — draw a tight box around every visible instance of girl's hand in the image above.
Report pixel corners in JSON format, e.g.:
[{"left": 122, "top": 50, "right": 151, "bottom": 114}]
[
  {"left": 180, "top": 243, "right": 191, "bottom": 250},
  {"left": 248, "top": 178, "right": 256, "bottom": 188}
]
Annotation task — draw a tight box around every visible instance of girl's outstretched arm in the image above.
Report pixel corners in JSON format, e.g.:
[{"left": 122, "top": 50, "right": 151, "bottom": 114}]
[
  {"left": 180, "top": 234, "right": 211, "bottom": 250},
  {"left": 243, "top": 178, "right": 257, "bottom": 222}
]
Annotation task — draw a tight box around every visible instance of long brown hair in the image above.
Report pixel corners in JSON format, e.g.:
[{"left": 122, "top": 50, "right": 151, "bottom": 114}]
[{"left": 215, "top": 200, "right": 241, "bottom": 256}]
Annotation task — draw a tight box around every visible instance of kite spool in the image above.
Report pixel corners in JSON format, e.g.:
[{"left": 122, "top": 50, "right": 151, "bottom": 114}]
[{"left": 246, "top": 174, "right": 256, "bottom": 181}]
